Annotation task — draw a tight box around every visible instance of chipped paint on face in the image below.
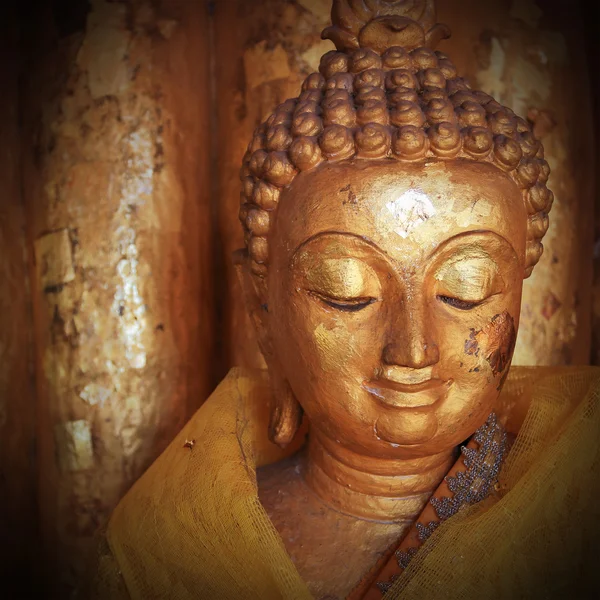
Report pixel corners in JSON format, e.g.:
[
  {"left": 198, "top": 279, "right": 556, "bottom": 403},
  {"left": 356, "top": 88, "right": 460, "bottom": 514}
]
[
  {"left": 464, "top": 328, "right": 480, "bottom": 357},
  {"left": 272, "top": 160, "right": 526, "bottom": 459},
  {"left": 465, "top": 312, "right": 516, "bottom": 376},
  {"left": 484, "top": 312, "right": 516, "bottom": 375}
]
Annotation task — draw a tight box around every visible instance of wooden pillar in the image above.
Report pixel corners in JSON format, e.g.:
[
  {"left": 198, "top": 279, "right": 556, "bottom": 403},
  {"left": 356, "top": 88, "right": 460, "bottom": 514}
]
[
  {"left": 20, "top": 0, "right": 213, "bottom": 593},
  {"left": 215, "top": 0, "right": 594, "bottom": 368},
  {"left": 0, "top": 2, "right": 38, "bottom": 595}
]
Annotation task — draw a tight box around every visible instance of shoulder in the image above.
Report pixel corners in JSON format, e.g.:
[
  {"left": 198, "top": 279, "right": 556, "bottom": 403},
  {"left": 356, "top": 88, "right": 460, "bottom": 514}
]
[
  {"left": 103, "top": 368, "right": 271, "bottom": 582},
  {"left": 497, "top": 365, "right": 600, "bottom": 435}
]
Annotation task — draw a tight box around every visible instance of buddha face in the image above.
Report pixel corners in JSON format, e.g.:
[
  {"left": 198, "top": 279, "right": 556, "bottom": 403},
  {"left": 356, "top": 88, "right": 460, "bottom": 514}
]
[{"left": 266, "top": 159, "right": 527, "bottom": 459}]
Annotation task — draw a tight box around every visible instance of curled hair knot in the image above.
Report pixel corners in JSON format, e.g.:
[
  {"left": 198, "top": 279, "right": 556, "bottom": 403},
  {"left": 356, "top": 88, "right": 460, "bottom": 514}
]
[
  {"left": 393, "top": 125, "right": 429, "bottom": 160},
  {"left": 302, "top": 73, "right": 326, "bottom": 91},
  {"left": 463, "top": 126, "right": 493, "bottom": 159},
  {"left": 356, "top": 86, "right": 387, "bottom": 104},
  {"left": 246, "top": 207, "right": 271, "bottom": 237},
  {"left": 349, "top": 48, "right": 382, "bottom": 72},
  {"left": 386, "top": 69, "right": 418, "bottom": 90},
  {"left": 494, "top": 135, "right": 523, "bottom": 171},
  {"left": 262, "top": 152, "right": 297, "bottom": 186},
  {"left": 428, "top": 121, "right": 461, "bottom": 157},
  {"left": 355, "top": 123, "right": 392, "bottom": 158},
  {"left": 382, "top": 46, "right": 412, "bottom": 69},
  {"left": 292, "top": 112, "right": 324, "bottom": 137},
  {"left": 390, "top": 100, "right": 426, "bottom": 127},
  {"left": 319, "top": 124, "right": 356, "bottom": 160},
  {"left": 266, "top": 125, "right": 293, "bottom": 152},
  {"left": 248, "top": 236, "right": 269, "bottom": 265},
  {"left": 319, "top": 51, "right": 349, "bottom": 78},
  {"left": 410, "top": 47, "right": 439, "bottom": 70},
  {"left": 289, "top": 136, "right": 322, "bottom": 171},
  {"left": 252, "top": 180, "right": 281, "bottom": 210},
  {"left": 357, "top": 100, "right": 389, "bottom": 126}
]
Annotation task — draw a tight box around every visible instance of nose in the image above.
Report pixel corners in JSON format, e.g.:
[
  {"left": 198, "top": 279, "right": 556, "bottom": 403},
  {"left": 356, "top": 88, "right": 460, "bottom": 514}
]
[{"left": 382, "top": 299, "right": 439, "bottom": 369}]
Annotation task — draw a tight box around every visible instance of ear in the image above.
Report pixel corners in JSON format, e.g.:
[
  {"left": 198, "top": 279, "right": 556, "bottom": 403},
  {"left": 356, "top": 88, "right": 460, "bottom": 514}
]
[
  {"left": 233, "top": 249, "right": 272, "bottom": 360},
  {"left": 268, "top": 371, "right": 303, "bottom": 448},
  {"left": 233, "top": 248, "right": 303, "bottom": 448}
]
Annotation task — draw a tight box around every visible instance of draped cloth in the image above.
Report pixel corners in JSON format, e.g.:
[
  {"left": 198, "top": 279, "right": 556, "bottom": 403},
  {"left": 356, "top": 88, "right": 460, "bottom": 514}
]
[{"left": 86, "top": 366, "right": 600, "bottom": 599}]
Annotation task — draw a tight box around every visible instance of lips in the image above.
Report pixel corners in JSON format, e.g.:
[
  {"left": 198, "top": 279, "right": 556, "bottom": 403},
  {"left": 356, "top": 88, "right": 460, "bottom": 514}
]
[{"left": 363, "top": 377, "right": 452, "bottom": 408}]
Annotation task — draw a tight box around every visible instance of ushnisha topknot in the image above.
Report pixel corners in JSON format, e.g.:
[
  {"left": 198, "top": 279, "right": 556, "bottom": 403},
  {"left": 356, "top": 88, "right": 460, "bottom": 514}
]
[{"left": 239, "top": 0, "right": 552, "bottom": 278}]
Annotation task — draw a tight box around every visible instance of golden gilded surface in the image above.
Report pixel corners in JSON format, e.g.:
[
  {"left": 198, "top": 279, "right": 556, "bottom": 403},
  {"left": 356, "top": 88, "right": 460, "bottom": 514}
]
[
  {"left": 231, "top": 1, "right": 556, "bottom": 596},
  {"left": 305, "top": 257, "right": 376, "bottom": 300},
  {"left": 249, "top": 157, "right": 529, "bottom": 597},
  {"left": 270, "top": 160, "right": 525, "bottom": 455},
  {"left": 434, "top": 248, "right": 502, "bottom": 303}
]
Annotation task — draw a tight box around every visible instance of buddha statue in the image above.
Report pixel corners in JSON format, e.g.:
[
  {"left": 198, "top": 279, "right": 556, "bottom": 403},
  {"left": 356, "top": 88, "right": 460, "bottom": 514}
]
[{"left": 85, "top": 1, "right": 600, "bottom": 599}]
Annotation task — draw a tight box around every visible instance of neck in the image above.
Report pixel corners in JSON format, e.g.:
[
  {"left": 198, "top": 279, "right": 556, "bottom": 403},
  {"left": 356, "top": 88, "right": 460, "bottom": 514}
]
[{"left": 303, "top": 430, "right": 455, "bottom": 523}]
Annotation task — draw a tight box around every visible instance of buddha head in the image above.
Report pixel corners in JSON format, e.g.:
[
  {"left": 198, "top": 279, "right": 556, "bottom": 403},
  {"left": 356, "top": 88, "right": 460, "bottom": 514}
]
[{"left": 235, "top": 0, "right": 552, "bottom": 461}]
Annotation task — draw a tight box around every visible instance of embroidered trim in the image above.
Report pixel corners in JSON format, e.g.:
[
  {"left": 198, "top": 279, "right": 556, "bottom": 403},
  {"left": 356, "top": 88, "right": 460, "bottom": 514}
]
[
  {"left": 376, "top": 412, "right": 507, "bottom": 595},
  {"left": 430, "top": 413, "right": 507, "bottom": 521},
  {"left": 376, "top": 574, "right": 398, "bottom": 594}
]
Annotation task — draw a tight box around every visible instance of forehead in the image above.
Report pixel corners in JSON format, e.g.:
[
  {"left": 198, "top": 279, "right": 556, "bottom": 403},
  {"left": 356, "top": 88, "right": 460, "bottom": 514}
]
[{"left": 271, "top": 158, "right": 527, "bottom": 267}]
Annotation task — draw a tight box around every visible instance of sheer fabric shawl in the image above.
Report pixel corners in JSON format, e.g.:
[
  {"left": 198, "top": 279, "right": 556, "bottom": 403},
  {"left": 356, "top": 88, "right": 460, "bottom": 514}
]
[{"left": 86, "top": 366, "right": 600, "bottom": 599}]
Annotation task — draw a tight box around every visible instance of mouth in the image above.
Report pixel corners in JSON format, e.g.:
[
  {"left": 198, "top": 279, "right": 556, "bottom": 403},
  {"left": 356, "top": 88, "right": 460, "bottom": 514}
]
[{"left": 363, "top": 377, "right": 452, "bottom": 408}]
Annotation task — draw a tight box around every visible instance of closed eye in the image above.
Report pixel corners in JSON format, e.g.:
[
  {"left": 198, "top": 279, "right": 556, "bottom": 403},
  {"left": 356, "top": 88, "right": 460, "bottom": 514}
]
[
  {"left": 310, "top": 291, "right": 377, "bottom": 312},
  {"left": 437, "top": 295, "right": 483, "bottom": 310}
]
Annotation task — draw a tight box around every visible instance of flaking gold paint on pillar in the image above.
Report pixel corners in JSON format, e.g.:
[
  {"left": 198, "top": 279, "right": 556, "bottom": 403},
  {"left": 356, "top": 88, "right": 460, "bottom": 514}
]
[{"left": 20, "top": 0, "right": 212, "bottom": 593}]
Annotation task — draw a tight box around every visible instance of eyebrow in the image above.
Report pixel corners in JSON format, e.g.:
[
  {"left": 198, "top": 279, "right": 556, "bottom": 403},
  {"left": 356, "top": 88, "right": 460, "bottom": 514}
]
[
  {"left": 437, "top": 249, "right": 496, "bottom": 267},
  {"left": 425, "top": 229, "right": 518, "bottom": 261},
  {"left": 289, "top": 229, "right": 518, "bottom": 275},
  {"left": 290, "top": 230, "right": 387, "bottom": 266}
]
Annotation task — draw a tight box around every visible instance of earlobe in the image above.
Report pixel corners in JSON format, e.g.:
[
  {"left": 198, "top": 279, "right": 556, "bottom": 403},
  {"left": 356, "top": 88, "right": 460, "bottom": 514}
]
[
  {"left": 233, "top": 249, "right": 302, "bottom": 447},
  {"left": 268, "top": 373, "right": 303, "bottom": 448}
]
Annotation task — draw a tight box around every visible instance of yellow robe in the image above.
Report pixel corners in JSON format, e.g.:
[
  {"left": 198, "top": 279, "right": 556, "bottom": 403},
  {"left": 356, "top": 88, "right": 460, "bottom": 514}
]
[{"left": 86, "top": 366, "right": 600, "bottom": 599}]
